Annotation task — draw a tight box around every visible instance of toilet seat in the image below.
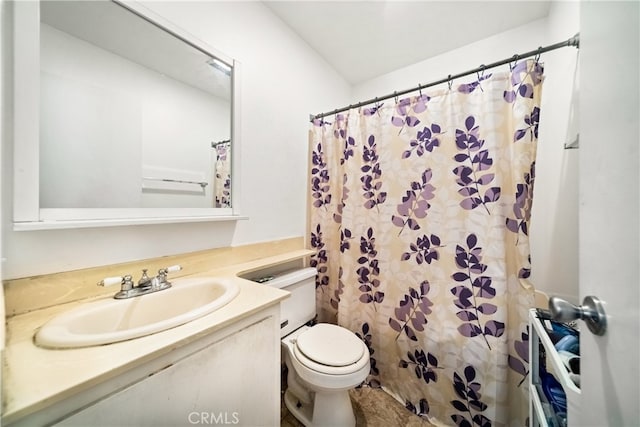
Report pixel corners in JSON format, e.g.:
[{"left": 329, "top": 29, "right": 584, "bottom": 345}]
[{"left": 293, "top": 324, "right": 369, "bottom": 375}]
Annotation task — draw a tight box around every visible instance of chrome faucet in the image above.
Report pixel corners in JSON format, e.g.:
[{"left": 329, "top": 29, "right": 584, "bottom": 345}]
[
  {"left": 137, "top": 269, "right": 152, "bottom": 288},
  {"left": 98, "top": 265, "right": 182, "bottom": 299}
]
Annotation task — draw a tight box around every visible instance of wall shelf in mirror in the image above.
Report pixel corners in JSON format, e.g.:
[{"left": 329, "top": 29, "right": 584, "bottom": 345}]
[{"left": 13, "top": 0, "right": 243, "bottom": 230}]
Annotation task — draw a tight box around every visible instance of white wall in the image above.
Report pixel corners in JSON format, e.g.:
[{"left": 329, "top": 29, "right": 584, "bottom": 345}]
[
  {"left": 40, "top": 24, "right": 141, "bottom": 208},
  {"left": 1, "top": 1, "right": 350, "bottom": 279},
  {"left": 530, "top": 1, "right": 580, "bottom": 303},
  {"left": 352, "top": 5, "right": 580, "bottom": 302}
]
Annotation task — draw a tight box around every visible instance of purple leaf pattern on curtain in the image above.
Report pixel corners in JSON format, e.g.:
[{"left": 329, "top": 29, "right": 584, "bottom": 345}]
[
  {"left": 311, "top": 117, "right": 331, "bottom": 127},
  {"left": 333, "top": 121, "right": 352, "bottom": 223},
  {"left": 308, "top": 59, "right": 543, "bottom": 425},
  {"left": 391, "top": 94, "right": 430, "bottom": 134},
  {"left": 453, "top": 116, "right": 500, "bottom": 214},
  {"left": 310, "top": 224, "right": 329, "bottom": 291},
  {"left": 403, "top": 123, "right": 444, "bottom": 158},
  {"left": 311, "top": 142, "right": 331, "bottom": 210},
  {"left": 519, "top": 254, "right": 532, "bottom": 279},
  {"left": 330, "top": 266, "right": 345, "bottom": 310},
  {"left": 389, "top": 280, "right": 433, "bottom": 341},
  {"left": 333, "top": 174, "right": 349, "bottom": 224},
  {"left": 356, "top": 322, "right": 381, "bottom": 388},
  {"left": 363, "top": 102, "right": 384, "bottom": 116},
  {"left": 361, "top": 135, "right": 387, "bottom": 210},
  {"left": 508, "top": 325, "right": 530, "bottom": 387},
  {"left": 339, "top": 226, "right": 353, "bottom": 253},
  {"left": 341, "top": 135, "right": 356, "bottom": 164},
  {"left": 406, "top": 398, "right": 430, "bottom": 418},
  {"left": 514, "top": 106, "right": 541, "bottom": 142},
  {"left": 503, "top": 61, "right": 544, "bottom": 103},
  {"left": 450, "top": 366, "right": 491, "bottom": 427},
  {"left": 451, "top": 234, "right": 504, "bottom": 349},
  {"left": 401, "top": 234, "right": 443, "bottom": 264},
  {"left": 357, "top": 227, "right": 384, "bottom": 308},
  {"left": 457, "top": 73, "right": 492, "bottom": 94},
  {"left": 214, "top": 143, "right": 232, "bottom": 208},
  {"left": 391, "top": 169, "right": 436, "bottom": 235},
  {"left": 399, "top": 348, "right": 441, "bottom": 384},
  {"left": 506, "top": 162, "right": 536, "bottom": 242}
]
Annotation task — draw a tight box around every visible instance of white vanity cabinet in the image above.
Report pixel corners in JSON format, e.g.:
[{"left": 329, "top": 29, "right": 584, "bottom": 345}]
[
  {"left": 528, "top": 309, "right": 581, "bottom": 427},
  {"left": 11, "top": 305, "right": 280, "bottom": 427}
]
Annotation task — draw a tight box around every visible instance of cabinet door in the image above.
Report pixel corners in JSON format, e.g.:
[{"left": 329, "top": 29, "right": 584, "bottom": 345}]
[{"left": 56, "top": 317, "right": 278, "bottom": 427}]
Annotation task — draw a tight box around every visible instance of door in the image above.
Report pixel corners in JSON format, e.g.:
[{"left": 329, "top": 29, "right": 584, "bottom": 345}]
[{"left": 579, "top": 2, "right": 639, "bottom": 425}]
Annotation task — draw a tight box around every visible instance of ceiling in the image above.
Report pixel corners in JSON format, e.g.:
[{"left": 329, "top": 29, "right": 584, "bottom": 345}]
[
  {"left": 263, "top": 1, "right": 552, "bottom": 85},
  {"left": 41, "top": 1, "right": 231, "bottom": 100}
]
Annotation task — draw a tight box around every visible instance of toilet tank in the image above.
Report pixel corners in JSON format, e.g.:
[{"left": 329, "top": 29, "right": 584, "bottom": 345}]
[{"left": 258, "top": 267, "right": 317, "bottom": 337}]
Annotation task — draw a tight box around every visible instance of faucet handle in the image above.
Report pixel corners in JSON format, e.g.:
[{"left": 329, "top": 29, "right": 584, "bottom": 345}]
[
  {"left": 165, "top": 265, "right": 182, "bottom": 273},
  {"left": 98, "top": 275, "right": 134, "bottom": 292},
  {"left": 158, "top": 265, "right": 182, "bottom": 276},
  {"left": 98, "top": 276, "right": 124, "bottom": 287},
  {"left": 157, "top": 265, "right": 182, "bottom": 287}
]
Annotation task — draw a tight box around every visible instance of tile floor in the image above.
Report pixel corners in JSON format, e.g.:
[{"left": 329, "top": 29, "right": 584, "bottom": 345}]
[{"left": 280, "top": 387, "right": 434, "bottom": 427}]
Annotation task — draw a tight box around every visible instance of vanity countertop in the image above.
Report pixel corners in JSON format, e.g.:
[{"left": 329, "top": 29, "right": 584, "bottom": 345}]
[{"left": 2, "top": 249, "right": 313, "bottom": 424}]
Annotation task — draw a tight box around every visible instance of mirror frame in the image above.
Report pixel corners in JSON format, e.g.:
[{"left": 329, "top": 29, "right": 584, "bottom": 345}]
[{"left": 13, "top": 0, "right": 245, "bottom": 230}]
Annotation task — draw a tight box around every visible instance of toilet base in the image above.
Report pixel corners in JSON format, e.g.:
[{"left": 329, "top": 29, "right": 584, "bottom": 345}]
[{"left": 284, "top": 388, "right": 356, "bottom": 427}]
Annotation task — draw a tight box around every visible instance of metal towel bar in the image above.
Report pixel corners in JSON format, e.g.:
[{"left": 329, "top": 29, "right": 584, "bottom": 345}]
[{"left": 142, "top": 177, "right": 208, "bottom": 189}]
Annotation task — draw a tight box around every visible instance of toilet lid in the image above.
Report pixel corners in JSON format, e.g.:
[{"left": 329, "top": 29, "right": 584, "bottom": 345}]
[{"left": 295, "top": 324, "right": 364, "bottom": 367}]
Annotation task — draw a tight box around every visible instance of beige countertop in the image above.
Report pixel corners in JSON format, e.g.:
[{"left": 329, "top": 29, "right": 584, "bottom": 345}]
[{"left": 2, "top": 249, "right": 313, "bottom": 424}]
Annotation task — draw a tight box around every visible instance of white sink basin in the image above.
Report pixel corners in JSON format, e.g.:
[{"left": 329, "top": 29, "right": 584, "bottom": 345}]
[{"left": 35, "top": 277, "right": 240, "bottom": 349}]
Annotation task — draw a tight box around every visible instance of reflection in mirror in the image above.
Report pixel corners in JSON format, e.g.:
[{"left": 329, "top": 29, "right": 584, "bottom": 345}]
[{"left": 39, "top": 0, "right": 232, "bottom": 209}]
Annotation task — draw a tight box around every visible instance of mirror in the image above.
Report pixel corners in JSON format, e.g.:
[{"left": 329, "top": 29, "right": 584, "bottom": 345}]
[
  {"left": 40, "top": 0, "right": 231, "bottom": 209},
  {"left": 12, "top": 0, "right": 241, "bottom": 229}
]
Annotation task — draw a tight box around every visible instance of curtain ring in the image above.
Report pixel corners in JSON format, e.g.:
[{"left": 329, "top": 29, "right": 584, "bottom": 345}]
[
  {"left": 476, "top": 64, "right": 486, "bottom": 81},
  {"left": 418, "top": 84, "right": 423, "bottom": 97},
  {"left": 447, "top": 74, "right": 453, "bottom": 90},
  {"left": 534, "top": 47, "right": 542, "bottom": 63},
  {"left": 394, "top": 91, "right": 398, "bottom": 104},
  {"left": 509, "top": 54, "right": 519, "bottom": 70}
]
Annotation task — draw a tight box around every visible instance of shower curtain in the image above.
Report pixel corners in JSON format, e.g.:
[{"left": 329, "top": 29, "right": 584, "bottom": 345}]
[
  {"left": 214, "top": 141, "right": 232, "bottom": 208},
  {"left": 308, "top": 60, "right": 543, "bottom": 426}
]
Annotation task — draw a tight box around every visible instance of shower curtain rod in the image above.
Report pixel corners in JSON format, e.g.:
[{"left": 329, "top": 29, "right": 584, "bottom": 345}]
[{"left": 310, "top": 33, "right": 580, "bottom": 121}]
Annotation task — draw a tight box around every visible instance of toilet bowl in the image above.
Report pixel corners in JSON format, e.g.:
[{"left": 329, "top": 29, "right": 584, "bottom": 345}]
[
  {"left": 281, "top": 324, "right": 370, "bottom": 427},
  {"left": 254, "top": 267, "right": 370, "bottom": 427}
]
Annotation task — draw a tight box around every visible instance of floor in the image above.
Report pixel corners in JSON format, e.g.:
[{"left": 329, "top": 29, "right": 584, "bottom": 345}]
[{"left": 280, "top": 387, "right": 434, "bottom": 427}]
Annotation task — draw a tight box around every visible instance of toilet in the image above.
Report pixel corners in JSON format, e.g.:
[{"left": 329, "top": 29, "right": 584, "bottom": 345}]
[{"left": 262, "top": 267, "right": 370, "bottom": 427}]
